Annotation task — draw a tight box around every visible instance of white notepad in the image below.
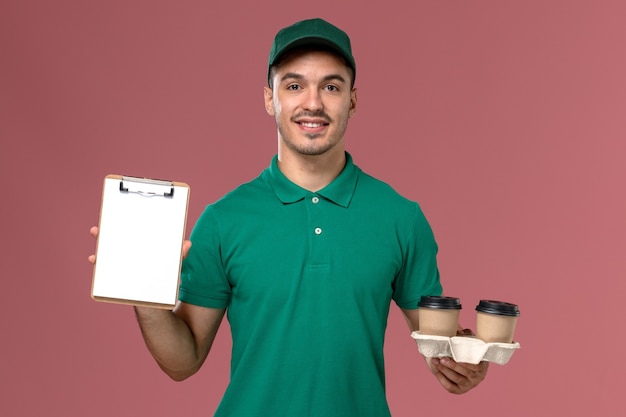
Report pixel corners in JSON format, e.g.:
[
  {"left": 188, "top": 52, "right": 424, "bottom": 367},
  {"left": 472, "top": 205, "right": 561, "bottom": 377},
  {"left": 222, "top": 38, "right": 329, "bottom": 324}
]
[{"left": 91, "top": 175, "right": 190, "bottom": 308}]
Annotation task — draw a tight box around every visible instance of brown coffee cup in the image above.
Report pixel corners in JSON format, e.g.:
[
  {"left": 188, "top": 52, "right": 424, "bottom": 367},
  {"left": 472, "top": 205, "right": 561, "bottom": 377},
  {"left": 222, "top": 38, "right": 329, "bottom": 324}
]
[
  {"left": 475, "top": 300, "right": 520, "bottom": 343},
  {"left": 417, "top": 296, "right": 462, "bottom": 337}
]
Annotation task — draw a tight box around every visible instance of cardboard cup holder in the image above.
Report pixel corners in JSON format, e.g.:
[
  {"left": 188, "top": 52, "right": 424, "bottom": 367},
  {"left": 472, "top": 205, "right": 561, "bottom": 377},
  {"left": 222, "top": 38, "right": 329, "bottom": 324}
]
[{"left": 411, "top": 331, "right": 520, "bottom": 365}]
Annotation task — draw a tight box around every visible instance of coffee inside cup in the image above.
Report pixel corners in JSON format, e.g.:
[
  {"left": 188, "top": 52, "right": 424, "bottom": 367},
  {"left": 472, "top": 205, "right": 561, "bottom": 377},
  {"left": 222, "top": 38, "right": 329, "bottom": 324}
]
[
  {"left": 475, "top": 300, "right": 520, "bottom": 343},
  {"left": 417, "top": 296, "right": 462, "bottom": 337}
]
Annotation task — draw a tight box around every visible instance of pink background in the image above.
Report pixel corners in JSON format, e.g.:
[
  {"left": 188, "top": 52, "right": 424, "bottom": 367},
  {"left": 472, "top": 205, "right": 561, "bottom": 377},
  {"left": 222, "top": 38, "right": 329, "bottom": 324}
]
[{"left": 2, "top": 1, "right": 624, "bottom": 415}]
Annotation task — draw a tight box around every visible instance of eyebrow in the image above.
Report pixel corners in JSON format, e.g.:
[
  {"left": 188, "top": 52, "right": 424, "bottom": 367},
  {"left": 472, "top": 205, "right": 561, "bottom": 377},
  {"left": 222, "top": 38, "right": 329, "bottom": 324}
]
[{"left": 280, "top": 72, "right": 347, "bottom": 85}]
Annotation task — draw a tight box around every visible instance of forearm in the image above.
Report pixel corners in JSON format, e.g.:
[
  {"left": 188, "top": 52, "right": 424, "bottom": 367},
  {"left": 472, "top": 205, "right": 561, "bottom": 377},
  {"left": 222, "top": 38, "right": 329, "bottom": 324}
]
[{"left": 134, "top": 306, "right": 205, "bottom": 380}]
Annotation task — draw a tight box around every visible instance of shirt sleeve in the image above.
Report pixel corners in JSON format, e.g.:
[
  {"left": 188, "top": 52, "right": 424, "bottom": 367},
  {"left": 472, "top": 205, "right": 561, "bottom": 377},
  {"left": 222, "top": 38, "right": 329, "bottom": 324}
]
[
  {"left": 392, "top": 202, "right": 443, "bottom": 309},
  {"left": 178, "top": 204, "right": 231, "bottom": 308}
]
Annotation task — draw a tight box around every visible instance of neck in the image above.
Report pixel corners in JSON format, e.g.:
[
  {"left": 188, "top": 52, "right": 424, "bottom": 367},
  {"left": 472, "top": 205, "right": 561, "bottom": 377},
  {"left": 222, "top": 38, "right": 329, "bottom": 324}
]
[{"left": 277, "top": 146, "right": 346, "bottom": 192}]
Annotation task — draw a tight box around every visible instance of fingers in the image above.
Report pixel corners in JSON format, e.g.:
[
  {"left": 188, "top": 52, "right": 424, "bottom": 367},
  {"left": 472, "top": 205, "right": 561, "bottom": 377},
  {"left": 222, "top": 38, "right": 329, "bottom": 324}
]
[
  {"left": 430, "top": 358, "right": 464, "bottom": 393},
  {"left": 430, "top": 357, "right": 489, "bottom": 394},
  {"left": 456, "top": 328, "right": 474, "bottom": 336},
  {"left": 88, "top": 226, "right": 99, "bottom": 264},
  {"left": 182, "top": 240, "right": 192, "bottom": 258}
]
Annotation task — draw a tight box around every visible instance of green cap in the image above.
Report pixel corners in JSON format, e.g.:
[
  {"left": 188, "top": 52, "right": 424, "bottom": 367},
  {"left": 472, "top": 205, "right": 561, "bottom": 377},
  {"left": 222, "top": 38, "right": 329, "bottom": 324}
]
[{"left": 268, "top": 18, "right": 356, "bottom": 84}]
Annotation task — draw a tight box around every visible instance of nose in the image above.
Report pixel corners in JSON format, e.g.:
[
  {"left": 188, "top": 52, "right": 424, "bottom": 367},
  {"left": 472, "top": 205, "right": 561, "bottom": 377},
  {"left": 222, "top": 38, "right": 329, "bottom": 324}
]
[{"left": 302, "top": 88, "right": 323, "bottom": 112}]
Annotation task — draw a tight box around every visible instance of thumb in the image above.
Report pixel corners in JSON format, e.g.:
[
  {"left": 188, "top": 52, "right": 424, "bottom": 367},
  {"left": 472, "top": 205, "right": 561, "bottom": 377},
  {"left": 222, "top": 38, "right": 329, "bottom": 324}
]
[{"left": 182, "top": 240, "right": 192, "bottom": 258}]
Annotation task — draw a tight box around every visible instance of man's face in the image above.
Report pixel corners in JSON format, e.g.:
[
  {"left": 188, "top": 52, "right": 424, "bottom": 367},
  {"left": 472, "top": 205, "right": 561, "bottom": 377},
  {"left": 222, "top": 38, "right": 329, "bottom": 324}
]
[{"left": 264, "top": 50, "right": 357, "bottom": 157}]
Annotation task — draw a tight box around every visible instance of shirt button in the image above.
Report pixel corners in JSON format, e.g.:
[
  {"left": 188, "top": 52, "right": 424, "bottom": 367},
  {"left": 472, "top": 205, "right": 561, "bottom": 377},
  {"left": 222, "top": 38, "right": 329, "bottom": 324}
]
[
  {"left": 312, "top": 196, "right": 319, "bottom": 204},
  {"left": 314, "top": 227, "right": 322, "bottom": 235}
]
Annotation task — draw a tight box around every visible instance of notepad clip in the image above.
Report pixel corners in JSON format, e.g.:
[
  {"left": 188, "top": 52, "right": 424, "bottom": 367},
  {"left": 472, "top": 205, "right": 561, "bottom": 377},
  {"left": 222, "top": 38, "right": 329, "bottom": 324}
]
[{"left": 119, "top": 176, "right": 174, "bottom": 197}]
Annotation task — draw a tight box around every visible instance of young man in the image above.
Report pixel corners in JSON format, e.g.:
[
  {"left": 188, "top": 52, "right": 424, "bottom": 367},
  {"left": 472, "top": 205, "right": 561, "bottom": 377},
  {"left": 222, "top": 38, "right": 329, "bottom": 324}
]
[{"left": 90, "top": 18, "right": 487, "bottom": 417}]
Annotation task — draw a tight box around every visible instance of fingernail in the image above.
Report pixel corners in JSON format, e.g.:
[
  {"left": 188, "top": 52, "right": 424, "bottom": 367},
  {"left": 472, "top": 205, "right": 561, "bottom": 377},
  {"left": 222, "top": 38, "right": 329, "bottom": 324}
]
[{"left": 440, "top": 357, "right": 449, "bottom": 365}]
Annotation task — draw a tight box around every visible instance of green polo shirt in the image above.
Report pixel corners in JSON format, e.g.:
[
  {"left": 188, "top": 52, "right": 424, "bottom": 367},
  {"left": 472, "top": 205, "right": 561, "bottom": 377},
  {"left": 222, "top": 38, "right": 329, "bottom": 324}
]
[{"left": 179, "top": 152, "right": 442, "bottom": 417}]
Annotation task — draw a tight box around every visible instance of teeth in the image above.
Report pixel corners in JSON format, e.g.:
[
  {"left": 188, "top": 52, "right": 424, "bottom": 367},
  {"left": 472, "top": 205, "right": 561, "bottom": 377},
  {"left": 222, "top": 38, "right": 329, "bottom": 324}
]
[{"left": 301, "top": 122, "right": 323, "bottom": 128}]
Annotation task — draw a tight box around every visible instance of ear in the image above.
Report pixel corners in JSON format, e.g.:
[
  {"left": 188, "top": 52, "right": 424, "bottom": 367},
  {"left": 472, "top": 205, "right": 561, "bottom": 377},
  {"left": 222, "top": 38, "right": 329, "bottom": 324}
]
[
  {"left": 348, "top": 87, "right": 357, "bottom": 118},
  {"left": 264, "top": 86, "right": 275, "bottom": 116}
]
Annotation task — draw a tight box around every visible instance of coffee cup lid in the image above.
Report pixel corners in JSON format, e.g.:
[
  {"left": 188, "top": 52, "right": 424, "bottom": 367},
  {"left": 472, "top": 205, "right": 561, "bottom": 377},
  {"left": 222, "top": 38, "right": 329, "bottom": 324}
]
[
  {"left": 475, "top": 300, "right": 520, "bottom": 317},
  {"left": 418, "top": 296, "right": 462, "bottom": 309}
]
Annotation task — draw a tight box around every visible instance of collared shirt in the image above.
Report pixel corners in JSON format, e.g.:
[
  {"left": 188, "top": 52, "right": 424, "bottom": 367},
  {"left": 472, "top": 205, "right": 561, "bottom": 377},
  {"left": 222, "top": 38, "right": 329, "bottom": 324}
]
[{"left": 179, "top": 152, "right": 442, "bottom": 417}]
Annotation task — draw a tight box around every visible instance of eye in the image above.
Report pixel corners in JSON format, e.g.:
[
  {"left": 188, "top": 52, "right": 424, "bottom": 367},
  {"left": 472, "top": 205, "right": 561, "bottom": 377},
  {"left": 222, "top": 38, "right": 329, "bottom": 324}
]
[
  {"left": 286, "top": 84, "right": 301, "bottom": 91},
  {"left": 324, "top": 84, "right": 339, "bottom": 92}
]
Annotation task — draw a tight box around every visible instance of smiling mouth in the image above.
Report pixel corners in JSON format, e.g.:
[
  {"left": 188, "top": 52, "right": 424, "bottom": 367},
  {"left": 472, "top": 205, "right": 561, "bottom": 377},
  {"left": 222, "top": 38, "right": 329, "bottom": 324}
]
[
  {"left": 298, "top": 122, "right": 328, "bottom": 128},
  {"left": 293, "top": 112, "right": 332, "bottom": 128}
]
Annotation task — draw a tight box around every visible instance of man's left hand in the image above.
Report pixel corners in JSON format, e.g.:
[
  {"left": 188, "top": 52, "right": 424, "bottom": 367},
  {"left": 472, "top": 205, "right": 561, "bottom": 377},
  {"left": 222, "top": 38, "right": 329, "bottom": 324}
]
[{"left": 427, "top": 357, "right": 489, "bottom": 394}]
